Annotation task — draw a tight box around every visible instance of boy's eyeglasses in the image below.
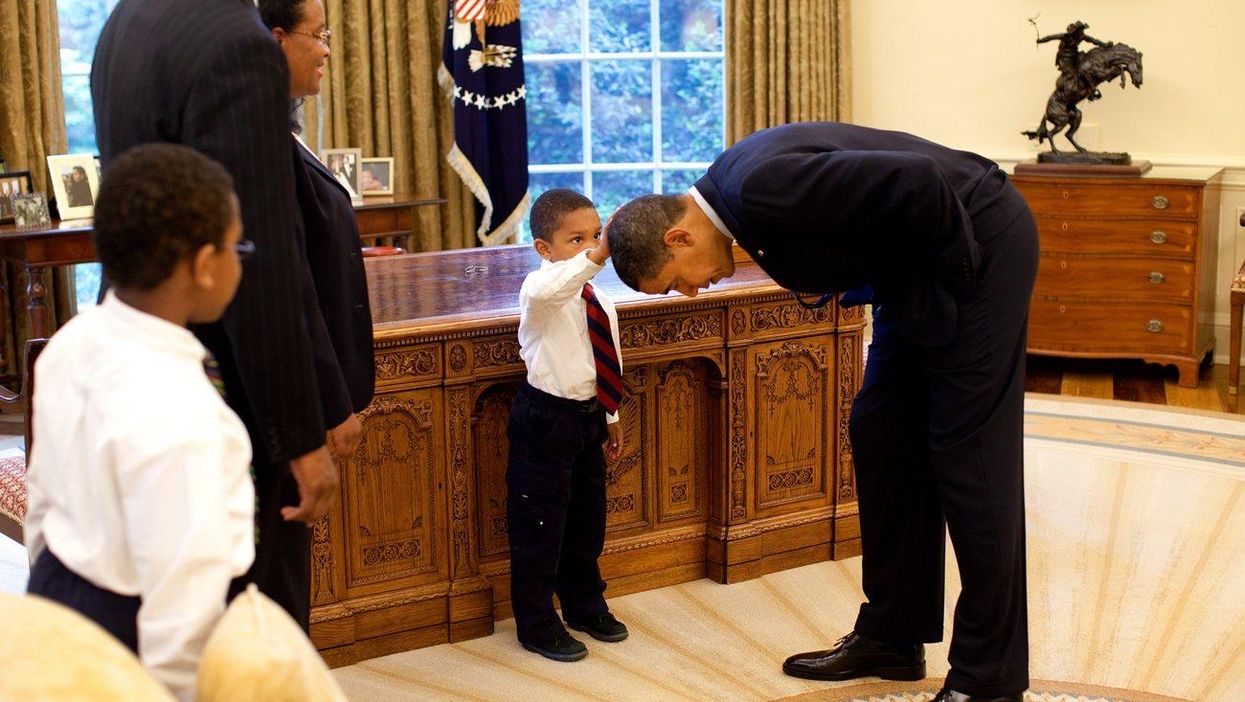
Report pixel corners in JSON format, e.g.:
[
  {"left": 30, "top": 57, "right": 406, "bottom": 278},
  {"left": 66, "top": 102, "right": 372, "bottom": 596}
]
[
  {"left": 233, "top": 239, "right": 256, "bottom": 261},
  {"left": 288, "top": 28, "right": 331, "bottom": 47}
]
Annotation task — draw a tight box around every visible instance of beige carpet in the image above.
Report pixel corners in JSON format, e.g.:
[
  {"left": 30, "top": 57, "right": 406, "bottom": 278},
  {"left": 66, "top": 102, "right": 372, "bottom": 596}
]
[{"left": 331, "top": 394, "right": 1244, "bottom": 702}]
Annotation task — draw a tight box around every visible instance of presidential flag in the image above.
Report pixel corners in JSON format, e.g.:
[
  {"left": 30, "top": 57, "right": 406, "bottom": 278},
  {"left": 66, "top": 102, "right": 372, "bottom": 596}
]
[{"left": 439, "top": 0, "right": 529, "bottom": 246}]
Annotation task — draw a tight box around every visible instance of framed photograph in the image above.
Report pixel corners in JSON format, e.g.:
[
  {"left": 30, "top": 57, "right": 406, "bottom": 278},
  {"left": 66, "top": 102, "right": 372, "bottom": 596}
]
[
  {"left": 47, "top": 153, "right": 101, "bottom": 221},
  {"left": 12, "top": 192, "right": 51, "bottom": 230},
  {"left": 359, "top": 157, "right": 394, "bottom": 196},
  {"left": 320, "top": 147, "right": 363, "bottom": 203},
  {"left": 0, "top": 170, "right": 33, "bottom": 224}
]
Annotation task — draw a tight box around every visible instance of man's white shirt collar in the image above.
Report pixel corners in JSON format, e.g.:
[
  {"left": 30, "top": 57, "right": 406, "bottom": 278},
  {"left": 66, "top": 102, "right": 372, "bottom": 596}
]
[{"left": 688, "top": 185, "right": 735, "bottom": 241}]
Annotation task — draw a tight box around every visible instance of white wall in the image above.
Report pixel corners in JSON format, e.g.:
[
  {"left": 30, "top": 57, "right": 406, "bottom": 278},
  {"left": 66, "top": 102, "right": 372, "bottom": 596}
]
[{"left": 851, "top": 0, "right": 1245, "bottom": 365}]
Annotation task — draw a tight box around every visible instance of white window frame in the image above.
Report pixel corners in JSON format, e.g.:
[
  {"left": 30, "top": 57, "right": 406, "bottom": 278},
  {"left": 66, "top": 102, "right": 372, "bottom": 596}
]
[{"left": 525, "top": 0, "right": 726, "bottom": 198}]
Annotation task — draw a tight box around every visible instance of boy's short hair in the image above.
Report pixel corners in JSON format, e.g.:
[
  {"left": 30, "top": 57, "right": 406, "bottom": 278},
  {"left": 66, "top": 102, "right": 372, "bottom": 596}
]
[
  {"left": 93, "top": 143, "right": 236, "bottom": 291},
  {"left": 528, "top": 188, "right": 595, "bottom": 242}
]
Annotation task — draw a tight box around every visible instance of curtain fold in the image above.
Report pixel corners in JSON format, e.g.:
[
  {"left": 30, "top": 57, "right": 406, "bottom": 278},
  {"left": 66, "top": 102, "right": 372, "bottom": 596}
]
[
  {"left": 0, "top": 0, "right": 72, "bottom": 385},
  {"left": 307, "top": 0, "right": 475, "bottom": 252},
  {"left": 725, "top": 0, "right": 852, "bottom": 145}
]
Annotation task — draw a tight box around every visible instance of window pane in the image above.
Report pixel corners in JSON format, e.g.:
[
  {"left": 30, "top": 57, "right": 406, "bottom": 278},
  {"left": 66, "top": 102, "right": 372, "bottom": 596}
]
[
  {"left": 63, "top": 74, "right": 97, "bottom": 155},
  {"left": 660, "top": 168, "right": 704, "bottom": 194},
  {"left": 526, "top": 61, "right": 583, "bottom": 165},
  {"left": 659, "top": 0, "right": 723, "bottom": 52},
  {"left": 660, "top": 59, "right": 723, "bottom": 163},
  {"left": 591, "top": 170, "right": 653, "bottom": 217},
  {"left": 519, "top": 172, "right": 587, "bottom": 243},
  {"left": 522, "top": 0, "right": 581, "bottom": 54},
  {"left": 588, "top": 0, "right": 650, "bottom": 53},
  {"left": 590, "top": 60, "right": 652, "bottom": 163},
  {"left": 74, "top": 264, "right": 102, "bottom": 310}
]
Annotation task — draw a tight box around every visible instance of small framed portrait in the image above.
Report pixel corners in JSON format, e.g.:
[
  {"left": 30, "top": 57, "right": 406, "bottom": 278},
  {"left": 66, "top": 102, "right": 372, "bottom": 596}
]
[
  {"left": 12, "top": 192, "right": 51, "bottom": 230},
  {"left": 47, "top": 153, "right": 101, "bottom": 221},
  {"left": 359, "top": 157, "right": 394, "bottom": 196},
  {"left": 0, "top": 170, "right": 33, "bottom": 224},
  {"left": 320, "top": 147, "right": 363, "bottom": 203}
]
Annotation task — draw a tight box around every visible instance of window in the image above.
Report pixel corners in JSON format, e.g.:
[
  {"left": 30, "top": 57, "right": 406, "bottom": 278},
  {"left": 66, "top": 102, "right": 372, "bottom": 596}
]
[
  {"left": 522, "top": 0, "right": 725, "bottom": 239},
  {"left": 56, "top": 0, "right": 117, "bottom": 309}
]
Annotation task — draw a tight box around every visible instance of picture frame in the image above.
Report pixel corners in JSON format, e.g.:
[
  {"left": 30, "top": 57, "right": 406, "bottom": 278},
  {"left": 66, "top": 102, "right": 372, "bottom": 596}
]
[
  {"left": 47, "top": 153, "right": 101, "bottom": 221},
  {"left": 0, "top": 170, "right": 33, "bottom": 224},
  {"left": 319, "top": 147, "right": 364, "bottom": 203},
  {"left": 359, "top": 157, "right": 395, "bottom": 196},
  {"left": 12, "top": 192, "right": 51, "bottom": 230}
]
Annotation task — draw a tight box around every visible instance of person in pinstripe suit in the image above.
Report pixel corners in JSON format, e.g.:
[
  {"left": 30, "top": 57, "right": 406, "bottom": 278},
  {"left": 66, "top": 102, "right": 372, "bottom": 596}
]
[{"left": 91, "top": 0, "right": 339, "bottom": 631}]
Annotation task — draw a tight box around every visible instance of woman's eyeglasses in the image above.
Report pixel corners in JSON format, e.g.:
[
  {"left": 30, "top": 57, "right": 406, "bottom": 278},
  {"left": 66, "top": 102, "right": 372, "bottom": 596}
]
[{"left": 288, "top": 28, "right": 331, "bottom": 48}]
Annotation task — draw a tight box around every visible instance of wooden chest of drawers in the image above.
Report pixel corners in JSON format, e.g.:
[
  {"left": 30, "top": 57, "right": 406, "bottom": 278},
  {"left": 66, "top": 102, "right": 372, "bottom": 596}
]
[{"left": 1011, "top": 167, "right": 1223, "bottom": 387}]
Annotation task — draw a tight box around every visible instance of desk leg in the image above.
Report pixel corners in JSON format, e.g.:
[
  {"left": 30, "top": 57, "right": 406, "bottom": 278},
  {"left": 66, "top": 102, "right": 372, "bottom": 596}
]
[
  {"left": 27, "top": 265, "right": 48, "bottom": 340},
  {"left": 0, "top": 269, "right": 6, "bottom": 376}
]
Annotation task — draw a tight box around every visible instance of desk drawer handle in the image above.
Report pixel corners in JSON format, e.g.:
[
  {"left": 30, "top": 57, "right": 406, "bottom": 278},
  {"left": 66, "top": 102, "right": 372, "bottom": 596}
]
[
  {"left": 1147, "top": 319, "right": 1164, "bottom": 333},
  {"left": 1152, "top": 195, "right": 1169, "bottom": 210},
  {"left": 1148, "top": 271, "right": 1165, "bottom": 284},
  {"left": 1149, "top": 230, "right": 1167, "bottom": 244}
]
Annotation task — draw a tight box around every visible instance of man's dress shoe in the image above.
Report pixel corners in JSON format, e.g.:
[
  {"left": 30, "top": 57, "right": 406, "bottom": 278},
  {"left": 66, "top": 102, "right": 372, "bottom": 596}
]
[
  {"left": 781, "top": 631, "right": 925, "bottom": 681},
  {"left": 932, "top": 689, "right": 1023, "bottom": 702}
]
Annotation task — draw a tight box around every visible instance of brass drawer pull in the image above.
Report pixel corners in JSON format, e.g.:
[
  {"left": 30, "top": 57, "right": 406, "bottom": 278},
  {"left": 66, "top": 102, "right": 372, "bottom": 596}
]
[
  {"left": 1148, "top": 271, "right": 1165, "bottom": 284},
  {"left": 1149, "top": 230, "right": 1167, "bottom": 244},
  {"left": 1152, "top": 195, "right": 1169, "bottom": 210},
  {"left": 1147, "top": 319, "right": 1164, "bottom": 333}
]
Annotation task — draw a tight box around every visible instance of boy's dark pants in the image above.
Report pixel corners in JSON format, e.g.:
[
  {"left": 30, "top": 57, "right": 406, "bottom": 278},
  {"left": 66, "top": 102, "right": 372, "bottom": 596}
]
[{"left": 507, "top": 382, "right": 610, "bottom": 645}]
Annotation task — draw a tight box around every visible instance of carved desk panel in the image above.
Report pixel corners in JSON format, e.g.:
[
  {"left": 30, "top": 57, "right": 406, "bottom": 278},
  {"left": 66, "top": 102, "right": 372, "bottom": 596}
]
[{"left": 313, "top": 245, "right": 865, "bottom": 665}]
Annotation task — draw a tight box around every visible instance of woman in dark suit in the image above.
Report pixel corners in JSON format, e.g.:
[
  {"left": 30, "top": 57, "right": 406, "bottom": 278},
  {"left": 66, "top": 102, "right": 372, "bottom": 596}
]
[{"left": 262, "top": 0, "right": 374, "bottom": 464}]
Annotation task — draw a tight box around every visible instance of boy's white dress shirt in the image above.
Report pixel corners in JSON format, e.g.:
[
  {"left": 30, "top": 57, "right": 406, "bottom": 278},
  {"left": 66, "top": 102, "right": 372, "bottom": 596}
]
[
  {"left": 24, "top": 291, "right": 254, "bottom": 701},
  {"left": 517, "top": 250, "right": 622, "bottom": 424}
]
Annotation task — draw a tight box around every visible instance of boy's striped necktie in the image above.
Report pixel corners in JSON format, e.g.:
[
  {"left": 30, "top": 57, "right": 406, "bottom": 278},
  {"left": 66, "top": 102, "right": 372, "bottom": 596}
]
[{"left": 581, "top": 282, "right": 622, "bottom": 413}]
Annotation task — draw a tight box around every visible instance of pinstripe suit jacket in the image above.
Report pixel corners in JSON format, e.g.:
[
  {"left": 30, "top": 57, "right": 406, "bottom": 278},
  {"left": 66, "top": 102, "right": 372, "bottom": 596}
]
[{"left": 92, "top": 0, "right": 326, "bottom": 466}]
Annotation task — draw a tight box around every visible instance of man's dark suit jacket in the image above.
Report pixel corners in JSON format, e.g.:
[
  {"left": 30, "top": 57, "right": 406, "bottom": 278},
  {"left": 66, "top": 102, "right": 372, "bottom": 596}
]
[
  {"left": 92, "top": 0, "right": 325, "bottom": 464},
  {"left": 294, "top": 141, "right": 375, "bottom": 422},
  {"left": 694, "top": 122, "right": 1029, "bottom": 346}
]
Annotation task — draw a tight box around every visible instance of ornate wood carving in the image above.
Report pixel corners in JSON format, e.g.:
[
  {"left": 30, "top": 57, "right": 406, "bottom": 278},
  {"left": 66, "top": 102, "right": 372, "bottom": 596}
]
[
  {"left": 473, "top": 384, "right": 518, "bottom": 559},
  {"left": 728, "top": 349, "right": 747, "bottom": 521},
  {"left": 837, "top": 334, "right": 859, "bottom": 501},
  {"left": 606, "top": 368, "right": 648, "bottom": 531},
  {"left": 754, "top": 341, "right": 827, "bottom": 509},
  {"left": 447, "top": 387, "right": 473, "bottom": 579},
  {"left": 473, "top": 339, "right": 522, "bottom": 368},
  {"left": 751, "top": 303, "right": 834, "bottom": 332},
  {"left": 375, "top": 346, "right": 439, "bottom": 384},
  {"left": 619, "top": 312, "right": 721, "bottom": 349},
  {"left": 655, "top": 361, "right": 706, "bottom": 522},
  {"left": 346, "top": 394, "right": 440, "bottom": 588},
  {"left": 311, "top": 515, "right": 334, "bottom": 605},
  {"left": 731, "top": 309, "right": 747, "bottom": 336},
  {"left": 449, "top": 343, "right": 469, "bottom": 373}
]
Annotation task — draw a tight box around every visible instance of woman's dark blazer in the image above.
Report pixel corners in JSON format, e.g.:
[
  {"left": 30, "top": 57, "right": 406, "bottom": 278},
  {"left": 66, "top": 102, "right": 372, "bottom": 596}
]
[{"left": 293, "top": 138, "right": 375, "bottom": 424}]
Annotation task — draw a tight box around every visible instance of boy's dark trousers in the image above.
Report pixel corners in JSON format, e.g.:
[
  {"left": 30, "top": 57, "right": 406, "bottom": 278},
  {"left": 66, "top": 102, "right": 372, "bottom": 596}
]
[{"left": 506, "top": 382, "right": 610, "bottom": 645}]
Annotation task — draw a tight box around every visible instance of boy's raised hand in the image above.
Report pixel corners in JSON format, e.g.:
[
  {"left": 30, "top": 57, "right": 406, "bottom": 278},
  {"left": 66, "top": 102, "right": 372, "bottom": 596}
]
[{"left": 587, "top": 220, "right": 610, "bottom": 266}]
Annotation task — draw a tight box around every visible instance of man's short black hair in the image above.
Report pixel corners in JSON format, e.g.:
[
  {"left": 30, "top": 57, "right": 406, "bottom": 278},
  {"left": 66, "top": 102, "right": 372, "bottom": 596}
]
[
  {"left": 605, "top": 194, "right": 686, "bottom": 290},
  {"left": 93, "top": 143, "right": 236, "bottom": 291},
  {"left": 529, "top": 188, "right": 595, "bottom": 242}
]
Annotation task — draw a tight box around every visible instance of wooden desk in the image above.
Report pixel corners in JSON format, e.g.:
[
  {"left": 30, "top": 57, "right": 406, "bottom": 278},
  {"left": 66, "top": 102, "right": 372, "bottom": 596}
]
[
  {"left": 312, "top": 245, "right": 866, "bottom": 665},
  {"left": 0, "top": 194, "right": 442, "bottom": 384}
]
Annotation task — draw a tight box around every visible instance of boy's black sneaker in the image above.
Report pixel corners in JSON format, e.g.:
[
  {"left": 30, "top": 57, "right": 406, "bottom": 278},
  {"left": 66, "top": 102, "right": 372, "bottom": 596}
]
[
  {"left": 521, "top": 632, "right": 589, "bottom": 662},
  {"left": 566, "top": 612, "right": 629, "bottom": 642}
]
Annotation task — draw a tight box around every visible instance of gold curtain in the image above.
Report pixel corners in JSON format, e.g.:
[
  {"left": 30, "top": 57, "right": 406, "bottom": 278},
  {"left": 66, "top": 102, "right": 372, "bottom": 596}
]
[
  {"left": 303, "top": 0, "right": 476, "bottom": 252},
  {"left": 725, "top": 0, "right": 852, "bottom": 145},
  {"left": 0, "top": 0, "right": 72, "bottom": 383}
]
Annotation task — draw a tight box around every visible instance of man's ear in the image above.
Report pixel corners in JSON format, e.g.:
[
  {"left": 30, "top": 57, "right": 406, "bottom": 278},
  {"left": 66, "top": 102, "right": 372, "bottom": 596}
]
[
  {"left": 532, "top": 237, "right": 551, "bottom": 259},
  {"left": 662, "top": 227, "right": 694, "bottom": 248},
  {"left": 190, "top": 243, "right": 217, "bottom": 289}
]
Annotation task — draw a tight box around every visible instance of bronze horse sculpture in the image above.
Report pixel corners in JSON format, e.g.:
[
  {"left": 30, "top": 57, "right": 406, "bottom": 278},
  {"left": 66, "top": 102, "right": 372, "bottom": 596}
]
[{"left": 1023, "top": 42, "right": 1143, "bottom": 154}]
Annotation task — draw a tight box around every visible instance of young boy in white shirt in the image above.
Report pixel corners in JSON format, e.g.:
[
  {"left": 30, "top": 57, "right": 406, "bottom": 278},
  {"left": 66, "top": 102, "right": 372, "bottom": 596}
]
[
  {"left": 509, "top": 189, "right": 628, "bottom": 662},
  {"left": 24, "top": 143, "right": 255, "bottom": 701}
]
